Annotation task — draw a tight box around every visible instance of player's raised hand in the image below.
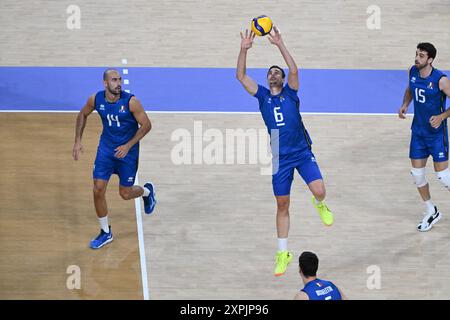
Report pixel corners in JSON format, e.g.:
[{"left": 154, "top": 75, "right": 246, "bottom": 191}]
[
  {"left": 240, "top": 29, "right": 255, "bottom": 50},
  {"left": 430, "top": 115, "right": 443, "bottom": 129},
  {"left": 114, "top": 144, "right": 131, "bottom": 159},
  {"left": 72, "top": 142, "right": 83, "bottom": 161},
  {"left": 398, "top": 105, "right": 408, "bottom": 119},
  {"left": 268, "top": 25, "right": 283, "bottom": 46}
]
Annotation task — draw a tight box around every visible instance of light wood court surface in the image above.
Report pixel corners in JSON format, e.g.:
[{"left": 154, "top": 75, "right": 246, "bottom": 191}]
[
  {"left": 1, "top": 0, "right": 450, "bottom": 300},
  {"left": 141, "top": 113, "right": 450, "bottom": 299},
  {"left": 0, "top": 113, "right": 143, "bottom": 299},
  {"left": 2, "top": 111, "right": 450, "bottom": 299},
  {"left": 1, "top": 0, "right": 449, "bottom": 69}
]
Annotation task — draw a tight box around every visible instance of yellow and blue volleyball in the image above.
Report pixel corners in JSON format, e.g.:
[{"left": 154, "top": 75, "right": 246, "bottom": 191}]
[{"left": 251, "top": 15, "right": 273, "bottom": 36}]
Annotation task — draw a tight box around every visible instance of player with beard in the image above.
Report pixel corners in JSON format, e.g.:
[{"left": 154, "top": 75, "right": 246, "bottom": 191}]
[
  {"left": 237, "top": 27, "right": 334, "bottom": 276},
  {"left": 399, "top": 43, "right": 450, "bottom": 231},
  {"left": 72, "top": 69, "right": 157, "bottom": 249}
]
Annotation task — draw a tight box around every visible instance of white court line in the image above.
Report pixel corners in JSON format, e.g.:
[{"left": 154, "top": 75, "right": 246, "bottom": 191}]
[
  {"left": 121, "top": 58, "right": 150, "bottom": 300},
  {"left": 134, "top": 175, "right": 150, "bottom": 300},
  {"left": 0, "top": 109, "right": 412, "bottom": 116}
]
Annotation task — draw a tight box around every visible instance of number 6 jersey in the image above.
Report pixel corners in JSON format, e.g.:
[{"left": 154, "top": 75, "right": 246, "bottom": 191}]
[{"left": 254, "top": 84, "right": 312, "bottom": 157}]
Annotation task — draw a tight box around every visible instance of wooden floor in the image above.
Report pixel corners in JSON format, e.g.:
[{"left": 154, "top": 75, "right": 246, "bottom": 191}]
[
  {"left": 4, "top": 114, "right": 450, "bottom": 299},
  {"left": 1, "top": 0, "right": 449, "bottom": 69},
  {"left": 1, "top": 0, "right": 450, "bottom": 300},
  {"left": 141, "top": 113, "right": 450, "bottom": 300},
  {"left": 3, "top": 113, "right": 450, "bottom": 299},
  {"left": 0, "top": 114, "right": 143, "bottom": 299}
]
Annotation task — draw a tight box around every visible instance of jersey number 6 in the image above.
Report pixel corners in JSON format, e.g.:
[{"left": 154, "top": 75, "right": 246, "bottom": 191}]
[{"left": 274, "top": 106, "right": 285, "bottom": 125}]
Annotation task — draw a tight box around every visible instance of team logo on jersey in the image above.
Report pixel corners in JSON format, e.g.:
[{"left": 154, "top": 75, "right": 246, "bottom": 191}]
[
  {"left": 428, "top": 82, "right": 434, "bottom": 90},
  {"left": 411, "top": 77, "right": 416, "bottom": 83},
  {"left": 267, "top": 98, "right": 272, "bottom": 104},
  {"left": 99, "top": 104, "right": 105, "bottom": 110},
  {"left": 280, "top": 96, "right": 285, "bottom": 102},
  {"left": 127, "top": 177, "right": 134, "bottom": 182},
  {"left": 439, "top": 152, "right": 445, "bottom": 158},
  {"left": 119, "top": 105, "right": 126, "bottom": 113}
]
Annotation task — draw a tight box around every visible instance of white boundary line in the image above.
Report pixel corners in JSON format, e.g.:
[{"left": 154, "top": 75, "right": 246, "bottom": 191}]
[
  {"left": 134, "top": 175, "right": 150, "bottom": 300},
  {"left": 0, "top": 109, "right": 411, "bottom": 116},
  {"left": 121, "top": 58, "right": 150, "bottom": 300}
]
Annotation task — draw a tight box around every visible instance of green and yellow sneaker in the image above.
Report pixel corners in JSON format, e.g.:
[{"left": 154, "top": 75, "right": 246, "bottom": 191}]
[
  {"left": 274, "top": 250, "right": 293, "bottom": 277},
  {"left": 312, "top": 196, "right": 334, "bottom": 226}
]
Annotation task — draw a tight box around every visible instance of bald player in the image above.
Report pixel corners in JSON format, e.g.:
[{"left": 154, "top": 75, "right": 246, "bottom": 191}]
[{"left": 72, "top": 69, "right": 156, "bottom": 249}]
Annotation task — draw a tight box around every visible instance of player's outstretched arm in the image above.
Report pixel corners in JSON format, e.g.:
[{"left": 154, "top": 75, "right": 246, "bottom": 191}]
[
  {"left": 430, "top": 76, "right": 450, "bottom": 128},
  {"left": 114, "top": 97, "right": 151, "bottom": 159},
  {"left": 236, "top": 29, "right": 258, "bottom": 96},
  {"left": 268, "top": 26, "right": 299, "bottom": 91},
  {"left": 73, "top": 94, "right": 95, "bottom": 160}
]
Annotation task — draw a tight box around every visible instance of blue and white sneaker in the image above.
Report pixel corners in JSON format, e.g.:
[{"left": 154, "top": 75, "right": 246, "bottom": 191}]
[
  {"left": 89, "top": 227, "right": 113, "bottom": 249},
  {"left": 143, "top": 182, "right": 156, "bottom": 214}
]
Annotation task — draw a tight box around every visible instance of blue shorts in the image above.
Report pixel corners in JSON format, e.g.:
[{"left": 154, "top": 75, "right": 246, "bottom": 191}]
[
  {"left": 272, "top": 149, "right": 323, "bottom": 196},
  {"left": 93, "top": 145, "right": 139, "bottom": 187},
  {"left": 409, "top": 133, "right": 448, "bottom": 162}
]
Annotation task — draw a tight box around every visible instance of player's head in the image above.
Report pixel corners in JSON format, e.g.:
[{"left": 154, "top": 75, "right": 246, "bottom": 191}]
[
  {"left": 299, "top": 251, "right": 319, "bottom": 279},
  {"left": 103, "top": 69, "right": 122, "bottom": 96},
  {"left": 267, "top": 65, "right": 285, "bottom": 88},
  {"left": 415, "top": 43, "right": 437, "bottom": 69}
]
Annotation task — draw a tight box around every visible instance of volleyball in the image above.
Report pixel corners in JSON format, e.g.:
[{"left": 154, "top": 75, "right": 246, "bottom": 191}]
[{"left": 251, "top": 15, "right": 273, "bottom": 36}]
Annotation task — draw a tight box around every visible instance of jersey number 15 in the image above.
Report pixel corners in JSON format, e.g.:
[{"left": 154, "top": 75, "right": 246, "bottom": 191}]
[{"left": 415, "top": 88, "right": 426, "bottom": 104}]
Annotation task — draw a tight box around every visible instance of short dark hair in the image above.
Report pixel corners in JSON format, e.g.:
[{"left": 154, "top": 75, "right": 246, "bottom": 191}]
[
  {"left": 267, "top": 65, "right": 285, "bottom": 79},
  {"left": 103, "top": 68, "right": 119, "bottom": 80},
  {"left": 299, "top": 251, "right": 319, "bottom": 277},
  {"left": 417, "top": 42, "right": 437, "bottom": 60}
]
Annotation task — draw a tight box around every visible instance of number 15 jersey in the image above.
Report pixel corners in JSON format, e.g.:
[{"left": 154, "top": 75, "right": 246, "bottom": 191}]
[
  {"left": 409, "top": 66, "right": 447, "bottom": 137},
  {"left": 254, "top": 84, "right": 312, "bottom": 157}
]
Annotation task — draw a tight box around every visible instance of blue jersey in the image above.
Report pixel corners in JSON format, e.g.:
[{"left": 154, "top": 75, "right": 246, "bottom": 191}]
[
  {"left": 409, "top": 66, "right": 447, "bottom": 137},
  {"left": 301, "top": 278, "right": 342, "bottom": 300},
  {"left": 94, "top": 90, "right": 139, "bottom": 150},
  {"left": 254, "top": 84, "right": 312, "bottom": 157}
]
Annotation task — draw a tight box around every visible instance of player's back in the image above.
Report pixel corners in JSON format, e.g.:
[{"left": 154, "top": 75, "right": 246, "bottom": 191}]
[
  {"left": 94, "top": 90, "right": 139, "bottom": 150},
  {"left": 409, "top": 66, "right": 448, "bottom": 137},
  {"left": 301, "top": 278, "right": 342, "bottom": 300}
]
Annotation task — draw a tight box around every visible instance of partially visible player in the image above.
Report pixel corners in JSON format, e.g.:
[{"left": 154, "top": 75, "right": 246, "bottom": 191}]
[
  {"left": 72, "top": 69, "right": 156, "bottom": 249},
  {"left": 236, "top": 27, "right": 334, "bottom": 277},
  {"left": 398, "top": 43, "right": 450, "bottom": 231},
  {"left": 294, "top": 251, "right": 347, "bottom": 300}
]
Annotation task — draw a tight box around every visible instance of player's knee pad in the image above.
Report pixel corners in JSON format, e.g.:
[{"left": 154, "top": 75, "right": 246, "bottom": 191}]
[
  {"left": 436, "top": 168, "right": 450, "bottom": 189},
  {"left": 411, "top": 167, "right": 427, "bottom": 187}
]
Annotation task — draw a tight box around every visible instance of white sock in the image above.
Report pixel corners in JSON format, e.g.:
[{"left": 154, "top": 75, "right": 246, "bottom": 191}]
[
  {"left": 143, "top": 187, "right": 150, "bottom": 197},
  {"left": 278, "top": 238, "right": 288, "bottom": 252},
  {"left": 424, "top": 200, "right": 435, "bottom": 214},
  {"left": 98, "top": 216, "right": 109, "bottom": 233}
]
